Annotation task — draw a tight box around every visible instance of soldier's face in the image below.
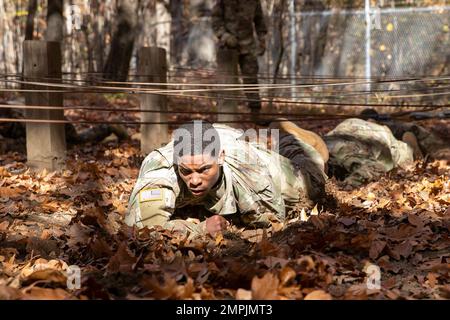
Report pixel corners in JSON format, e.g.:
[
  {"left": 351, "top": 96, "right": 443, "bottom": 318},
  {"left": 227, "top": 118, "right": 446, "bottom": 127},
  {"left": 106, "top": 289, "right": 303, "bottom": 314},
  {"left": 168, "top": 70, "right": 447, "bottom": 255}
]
[{"left": 178, "top": 152, "right": 224, "bottom": 197}]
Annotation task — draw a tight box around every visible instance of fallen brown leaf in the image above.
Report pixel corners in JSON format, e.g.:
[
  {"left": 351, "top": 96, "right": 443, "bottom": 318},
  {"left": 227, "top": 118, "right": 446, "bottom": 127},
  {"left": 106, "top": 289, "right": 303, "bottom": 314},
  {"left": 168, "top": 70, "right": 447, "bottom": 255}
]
[
  {"left": 304, "top": 290, "right": 332, "bottom": 300},
  {"left": 251, "top": 273, "right": 279, "bottom": 300},
  {"left": 107, "top": 242, "right": 137, "bottom": 273}
]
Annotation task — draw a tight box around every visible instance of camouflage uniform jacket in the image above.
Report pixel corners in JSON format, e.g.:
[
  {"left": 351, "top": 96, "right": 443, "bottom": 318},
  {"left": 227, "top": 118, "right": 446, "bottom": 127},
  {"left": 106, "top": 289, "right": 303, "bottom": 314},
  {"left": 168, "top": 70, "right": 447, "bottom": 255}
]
[
  {"left": 125, "top": 124, "right": 320, "bottom": 234},
  {"left": 324, "top": 118, "right": 414, "bottom": 186},
  {"left": 211, "top": 0, "right": 267, "bottom": 55}
]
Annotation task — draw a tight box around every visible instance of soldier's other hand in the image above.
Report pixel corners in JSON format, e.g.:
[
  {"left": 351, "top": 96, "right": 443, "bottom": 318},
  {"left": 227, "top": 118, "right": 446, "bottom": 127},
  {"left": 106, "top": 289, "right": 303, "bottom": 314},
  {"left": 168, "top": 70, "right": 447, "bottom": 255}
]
[
  {"left": 222, "top": 33, "right": 238, "bottom": 48},
  {"left": 205, "top": 215, "right": 229, "bottom": 237}
]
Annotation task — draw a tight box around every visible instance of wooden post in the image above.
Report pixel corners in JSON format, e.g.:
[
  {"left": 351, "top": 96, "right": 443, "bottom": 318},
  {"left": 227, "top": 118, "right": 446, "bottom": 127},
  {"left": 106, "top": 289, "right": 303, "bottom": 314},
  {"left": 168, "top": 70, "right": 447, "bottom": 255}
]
[
  {"left": 138, "top": 47, "right": 169, "bottom": 155},
  {"left": 216, "top": 49, "right": 239, "bottom": 125},
  {"left": 23, "top": 41, "right": 66, "bottom": 170}
]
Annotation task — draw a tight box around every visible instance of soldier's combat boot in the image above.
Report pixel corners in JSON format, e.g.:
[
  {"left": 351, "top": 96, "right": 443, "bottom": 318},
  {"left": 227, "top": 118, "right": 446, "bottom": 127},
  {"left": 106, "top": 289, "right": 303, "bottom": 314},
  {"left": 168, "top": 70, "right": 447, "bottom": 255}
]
[
  {"left": 402, "top": 131, "right": 423, "bottom": 160},
  {"left": 270, "top": 118, "right": 329, "bottom": 163},
  {"left": 249, "top": 101, "right": 269, "bottom": 126},
  {"left": 109, "top": 124, "right": 129, "bottom": 141}
]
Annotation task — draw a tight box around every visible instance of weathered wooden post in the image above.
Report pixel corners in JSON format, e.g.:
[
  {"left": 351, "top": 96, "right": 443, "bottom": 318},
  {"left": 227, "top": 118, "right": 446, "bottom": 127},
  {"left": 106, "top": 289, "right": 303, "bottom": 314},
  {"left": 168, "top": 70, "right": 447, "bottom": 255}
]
[
  {"left": 216, "top": 49, "right": 239, "bottom": 125},
  {"left": 23, "top": 40, "right": 66, "bottom": 170},
  {"left": 138, "top": 47, "right": 169, "bottom": 155}
]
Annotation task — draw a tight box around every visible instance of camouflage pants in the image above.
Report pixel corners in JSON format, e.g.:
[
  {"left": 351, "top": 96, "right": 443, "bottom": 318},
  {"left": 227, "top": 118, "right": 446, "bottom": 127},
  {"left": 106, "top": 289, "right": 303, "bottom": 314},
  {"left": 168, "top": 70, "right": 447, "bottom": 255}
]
[
  {"left": 0, "top": 120, "right": 118, "bottom": 146},
  {"left": 275, "top": 130, "right": 327, "bottom": 204},
  {"left": 67, "top": 124, "right": 112, "bottom": 144},
  {"left": 326, "top": 138, "right": 391, "bottom": 187},
  {"left": 239, "top": 53, "right": 261, "bottom": 110}
]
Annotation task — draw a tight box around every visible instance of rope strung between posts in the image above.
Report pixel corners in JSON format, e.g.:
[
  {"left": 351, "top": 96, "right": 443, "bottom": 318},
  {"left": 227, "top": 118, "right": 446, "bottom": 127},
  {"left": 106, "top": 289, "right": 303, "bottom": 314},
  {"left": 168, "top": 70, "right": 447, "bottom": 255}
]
[
  {"left": 1, "top": 87, "right": 449, "bottom": 103},
  {"left": 2, "top": 71, "right": 450, "bottom": 82},
  {"left": 1, "top": 79, "right": 450, "bottom": 101},
  {"left": 0, "top": 103, "right": 440, "bottom": 117},
  {"left": 0, "top": 104, "right": 444, "bottom": 126},
  {"left": 2, "top": 75, "right": 449, "bottom": 88},
  {"left": 1, "top": 90, "right": 448, "bottom": 108},
  {"left": 2, "top": 84, "right": 449, "bottom": 96},
  {"left": 0, "top": 116, "right": 353, "bottom": 125},
  {"left": 1, "top": 89, "right": 448, "bottom": 108}
]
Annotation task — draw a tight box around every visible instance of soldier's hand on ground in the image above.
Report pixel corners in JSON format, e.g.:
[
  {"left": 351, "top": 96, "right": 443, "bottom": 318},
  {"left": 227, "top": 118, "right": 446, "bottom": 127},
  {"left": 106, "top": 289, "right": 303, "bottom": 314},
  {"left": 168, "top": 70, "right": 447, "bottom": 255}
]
[
  {"left": 205, "top": 215, "right": 229, "bottom": 237},
  {"left": 222, "top": 32, "right": 238, "bottom": 48}
]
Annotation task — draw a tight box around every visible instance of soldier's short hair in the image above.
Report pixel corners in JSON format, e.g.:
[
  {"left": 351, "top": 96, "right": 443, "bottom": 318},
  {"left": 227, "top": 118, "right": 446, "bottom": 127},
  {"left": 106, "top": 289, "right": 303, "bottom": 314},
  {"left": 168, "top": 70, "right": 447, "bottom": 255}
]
[{"left": 172, "top": 120, "right": 221, "bottom": 165}]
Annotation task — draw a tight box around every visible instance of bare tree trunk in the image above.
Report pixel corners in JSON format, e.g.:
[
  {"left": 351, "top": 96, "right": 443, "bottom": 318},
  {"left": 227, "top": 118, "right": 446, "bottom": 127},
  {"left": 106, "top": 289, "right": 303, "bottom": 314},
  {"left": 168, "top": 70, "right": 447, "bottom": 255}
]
[
  {"left": 169, "top": 0, "right": 188, "bottom": 65},
  {"left": 0, "top": 0, "right": 8, "bottom": 86},
  {"left": 25, "top": 0, "right": 38, "bottom": 40},
  {"left": 183, "top": 0, "right": 215, "bottom": 67},
  {"left": 46, "top": 0, "right": 64, "bottom": 42},
  {"left": 82, "top": 15, "right": 95, "bottom": 75},
  {"left": 269, "top": 0, "right": 286, "bottom": 108},
  {"left": 288, "top": 0, "right": 296, "bottom": 98},
  {"left": 14, "top": 1, "right": 22, "bottom": 74},
  {"left": 103, "top": 0, "right": 139, "bottom": 81},
  {"left": 300, "top": 0, "right": 329, "bottom": 76},
  {"left": 91, "top": 0, "right": 104, "bottom": 73},
  {"left": 147, "top": 0, "right": 158, "bottom": 46}
]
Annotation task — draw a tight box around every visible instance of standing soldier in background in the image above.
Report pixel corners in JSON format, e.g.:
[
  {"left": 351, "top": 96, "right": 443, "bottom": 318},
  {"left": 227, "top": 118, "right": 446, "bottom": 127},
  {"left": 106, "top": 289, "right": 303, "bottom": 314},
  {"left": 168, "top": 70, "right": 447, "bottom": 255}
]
[{"left": 212, "top": 0, "right": 267, "bottom": 116}]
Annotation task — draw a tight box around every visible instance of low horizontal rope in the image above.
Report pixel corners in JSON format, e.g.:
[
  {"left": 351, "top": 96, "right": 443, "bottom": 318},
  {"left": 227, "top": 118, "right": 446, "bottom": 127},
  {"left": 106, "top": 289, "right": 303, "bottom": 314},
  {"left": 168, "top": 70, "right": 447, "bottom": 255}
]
[
  {"left": 2, "top": 71, "right": 450, "bottom": 82},
  {"left": 0, "top": 116, "right": 353, "bottom": 125},
  {"left": 1, "top": 82, "right": 449, "bottom": 103},
  {"left": 2, "top": 87, "right": 449, "bottom": 101},
  {"left": 1, "top": 75, "right": 450, "bottom": 91},
  {"left": 0, "top": 104, "right": 441, "bottom": 117},
  {"left": 0, "top": 107, "right": 444, "bottom": 126}
]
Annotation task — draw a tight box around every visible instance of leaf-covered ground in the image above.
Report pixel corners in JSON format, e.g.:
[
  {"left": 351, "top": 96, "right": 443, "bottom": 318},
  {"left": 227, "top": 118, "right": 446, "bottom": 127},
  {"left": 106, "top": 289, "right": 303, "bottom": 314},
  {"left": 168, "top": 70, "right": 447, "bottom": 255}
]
[{"left": 0, "top": 96, "right": 449, "bottom": 300}]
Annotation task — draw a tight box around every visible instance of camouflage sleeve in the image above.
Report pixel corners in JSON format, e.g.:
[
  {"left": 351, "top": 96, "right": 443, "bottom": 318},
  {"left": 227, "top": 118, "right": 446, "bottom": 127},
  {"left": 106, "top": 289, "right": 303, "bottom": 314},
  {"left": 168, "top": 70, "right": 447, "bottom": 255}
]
[
  {"left": 125, "top": 163, "right": 210, "bottom": 238},
  {"left": 126, "top": 186, "right": 208, "bottom": 239},
  {"left": 164, "top": 219, "right": 207, "bottom": 239},
  {"left": 125, "top": 160, "right": 177, "bottom": 228},
  {"left": 126, "top": 185, "right": 175, "bottom": 228},
  {"left": 254, "top": 1, "right": 267, "bottom": 41},
  {"left": 343, "top": 160, "right": 388, "bottom": 187},
  {"left": 128, "top": 201, "right": 208, "bottom": 239},
  {"left": 239, "top": 210, "right": 275, "bottom": 228},
  {"left": 211, "top": 0, "right": 226, "bottom": 39}
]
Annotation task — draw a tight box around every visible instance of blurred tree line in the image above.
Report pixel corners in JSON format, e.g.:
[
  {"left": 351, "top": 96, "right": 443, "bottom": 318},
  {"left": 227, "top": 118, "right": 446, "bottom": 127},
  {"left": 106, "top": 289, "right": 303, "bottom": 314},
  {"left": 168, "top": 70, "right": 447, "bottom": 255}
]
[{"left": 0, "top": 0, "right": 448, "bottom": 102}]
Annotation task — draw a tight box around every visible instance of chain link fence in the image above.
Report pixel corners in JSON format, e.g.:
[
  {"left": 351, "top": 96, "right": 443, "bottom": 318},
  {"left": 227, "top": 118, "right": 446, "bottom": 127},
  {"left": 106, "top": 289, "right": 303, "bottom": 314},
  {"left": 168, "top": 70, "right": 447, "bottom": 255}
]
[
  {"left": 1, "top": 1, "right": 448, "bottom": 106},
  {"left": 259, "top": 4, "right": 450, "bottom": 105}
]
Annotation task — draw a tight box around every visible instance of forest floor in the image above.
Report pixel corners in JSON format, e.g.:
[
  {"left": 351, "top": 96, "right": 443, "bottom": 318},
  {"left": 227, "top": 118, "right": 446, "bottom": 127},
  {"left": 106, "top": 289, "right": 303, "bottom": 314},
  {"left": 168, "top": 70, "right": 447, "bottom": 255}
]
[{"left": 0, "top": 94, "right": 449, "bottom": 300}]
